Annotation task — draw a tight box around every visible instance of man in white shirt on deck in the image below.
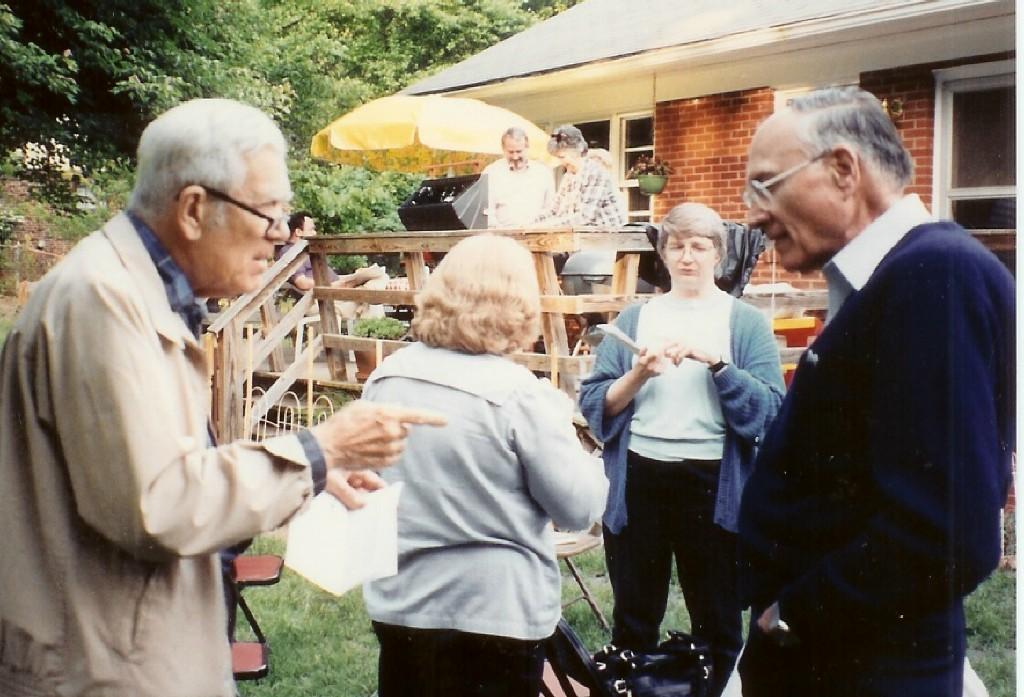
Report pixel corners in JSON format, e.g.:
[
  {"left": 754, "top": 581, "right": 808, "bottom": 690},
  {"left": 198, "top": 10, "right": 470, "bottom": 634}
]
[{"left": 483, "top": 127, "right": 554, "bottom": 228}]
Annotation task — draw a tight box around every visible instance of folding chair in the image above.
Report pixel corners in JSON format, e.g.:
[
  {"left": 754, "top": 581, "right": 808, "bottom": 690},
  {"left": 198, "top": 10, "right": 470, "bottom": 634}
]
[
  {"left": 554, "top": 525, "right": 610, "bottom": 633},
  {"left": 230, "top": 554, "right": 283, "bottom": 681}
]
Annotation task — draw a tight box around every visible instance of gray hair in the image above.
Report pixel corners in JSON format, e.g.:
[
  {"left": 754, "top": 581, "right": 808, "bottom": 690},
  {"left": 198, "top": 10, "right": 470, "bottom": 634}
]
[
  {"left": 501, "top": 127, "right": 528, "bottom": 146},
  {"left": 547, "top": 124, "right": 588, "bottom": 156},
  {"left": 788, "top": 86, "right": 913, "bottom": 189},
  {"left": 657, "top": 202, "right": 728, "bottom": 275},
  {"left": 128, "top": 98, "right": 288, "bottom": 220}
]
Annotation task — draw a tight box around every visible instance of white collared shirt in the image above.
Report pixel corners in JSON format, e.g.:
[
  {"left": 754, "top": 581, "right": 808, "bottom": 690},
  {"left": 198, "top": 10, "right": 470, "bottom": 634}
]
[
  {"left": 483, "top": 158, "right": 554, "bottom": 228},
  {"left": 822, "top": 194, "right": 933, "bottom": 322}
]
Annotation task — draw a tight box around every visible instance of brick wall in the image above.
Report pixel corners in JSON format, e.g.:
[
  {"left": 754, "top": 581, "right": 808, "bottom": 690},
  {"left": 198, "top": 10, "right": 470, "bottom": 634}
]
[
  {"left": 1, "top": 178, "right": 71, "bottom": 289},
  {"left": 651, "top": 87, "right": 825, "bottom": 288},
  {"left": 653, "top": 87, "right": 773, "bottom": 224},
  {"left": 650, "top": 52, "right": 1012, "bottom": 290}
]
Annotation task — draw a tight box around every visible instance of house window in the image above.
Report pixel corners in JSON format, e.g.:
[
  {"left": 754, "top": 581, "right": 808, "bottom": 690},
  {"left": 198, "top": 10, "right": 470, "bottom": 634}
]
[
  {"left": 934, "top": 61, "right": 1015, "bottom": 231},
  {"left": 621, "top": 115, "right": 654, "bottom": 223},
  {"left": 569, "top": 115, "right": 654, "bottom": 223},
  {"left": 575, "top": 120, "right": 610, "bottom": 151}
]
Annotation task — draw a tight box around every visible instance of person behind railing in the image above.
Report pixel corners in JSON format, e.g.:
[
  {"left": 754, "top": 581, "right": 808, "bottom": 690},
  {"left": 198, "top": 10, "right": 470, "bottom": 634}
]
[
  {"left": 361, "top": 234, "right": 608, "bottom": 697},
  {"left": 579, "top": 202, "right": 784, "bottom": 697},
  {"left": 532, "top": 124, "right": 626, "bottom": 230},
  {"left": 276, "top": 211, "right": 385, "bottom": 292},
  {"left": 482, "top": 127, "right": 554, "bottom": 228},
  {"left": 0, "top": 97, "right": 446, "bottom": 697}
]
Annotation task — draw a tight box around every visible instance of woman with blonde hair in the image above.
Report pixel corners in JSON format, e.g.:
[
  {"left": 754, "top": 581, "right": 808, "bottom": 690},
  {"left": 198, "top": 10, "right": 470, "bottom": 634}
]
[
  {"left": 580, "top": 202, "right": 784, "bottom": 697},
  {"left": 362, "top": 234, "right": 608, "bottom": 697}
]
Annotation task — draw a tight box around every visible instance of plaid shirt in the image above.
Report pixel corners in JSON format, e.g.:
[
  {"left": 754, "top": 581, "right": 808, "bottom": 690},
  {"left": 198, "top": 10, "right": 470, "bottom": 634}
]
[
  {"left": 128, "top": 212, "right": 207, "bottom": 339},
  {"left": 535, "top": 156, "right": 626, "bottom": 229}
]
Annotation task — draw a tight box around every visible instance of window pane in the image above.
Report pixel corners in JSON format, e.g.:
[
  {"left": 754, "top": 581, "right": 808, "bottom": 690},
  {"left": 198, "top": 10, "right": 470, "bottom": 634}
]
[
  {"left": 624, "top": 150, "right": 653, "bottom": 177},
  {"left": 625, "top": 117, "right": 653, "bottom": 149},
  {"left": 628, "top": 187, "right": 650, "bottom": 212},
  {"left": 952, "top": 86, "right": 1015, "bottom": 188},
  {"left": 574, "top": 120, "right": 610, "bottom": 150},
  {"left": 951, "top": 197, "right": 1016, "bottom": 229}
]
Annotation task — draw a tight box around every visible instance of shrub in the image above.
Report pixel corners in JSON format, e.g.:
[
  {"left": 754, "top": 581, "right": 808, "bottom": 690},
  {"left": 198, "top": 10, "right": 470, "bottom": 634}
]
[{"left": 351, "top": 317, "right": 407, "bottom": 340}]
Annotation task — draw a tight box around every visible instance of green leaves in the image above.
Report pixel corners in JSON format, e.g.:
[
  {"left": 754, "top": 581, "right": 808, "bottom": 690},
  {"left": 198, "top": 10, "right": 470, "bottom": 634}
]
[
  {"left": 1, "top": 0, "right": 558, "bottom": 232},
  {"left": 289, "top": 156, "right": 417, "bottom": 234}
]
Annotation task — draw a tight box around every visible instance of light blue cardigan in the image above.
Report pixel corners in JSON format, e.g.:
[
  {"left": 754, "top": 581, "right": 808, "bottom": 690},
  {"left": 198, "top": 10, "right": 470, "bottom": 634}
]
[{"left": 579, "top": 300, "right": 785, "bottom": 534}]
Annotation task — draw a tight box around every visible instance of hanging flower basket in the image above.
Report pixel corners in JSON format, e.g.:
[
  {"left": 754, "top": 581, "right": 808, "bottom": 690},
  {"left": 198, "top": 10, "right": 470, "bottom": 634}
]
[
  {"left": 627, "top": 155, "right": 673, "bottom": 196},
  {"left": 636, "top": 174, "right": 668, "bottom": 195}
]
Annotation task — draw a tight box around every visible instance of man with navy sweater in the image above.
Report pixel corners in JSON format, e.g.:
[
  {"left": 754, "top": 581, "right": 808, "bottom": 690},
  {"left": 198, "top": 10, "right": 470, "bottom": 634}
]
[{"left": 737, "top": 86, "right": 1014, "bottom": 696}]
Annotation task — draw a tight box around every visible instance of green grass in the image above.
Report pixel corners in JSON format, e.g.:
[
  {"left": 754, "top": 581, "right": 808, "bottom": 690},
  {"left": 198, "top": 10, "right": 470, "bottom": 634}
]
[{"left": 238, "top": 536, "right": 1014, "bottom": 697}]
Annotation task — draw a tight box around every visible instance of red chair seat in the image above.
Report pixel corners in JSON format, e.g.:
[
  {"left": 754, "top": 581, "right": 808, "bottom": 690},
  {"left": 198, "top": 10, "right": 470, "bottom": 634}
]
[
  {"left": 232, "top": 554, "right": 283, "bottom": 587},
  {"left": 231, "top": 641, "right": 269, "bottom": 680}
]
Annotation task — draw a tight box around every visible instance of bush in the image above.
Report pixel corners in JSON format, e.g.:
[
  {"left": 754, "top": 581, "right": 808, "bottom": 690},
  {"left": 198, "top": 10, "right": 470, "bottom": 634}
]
[
  {"left": 289, "top": 156, "right": 418, "bottom": 235},
  {"left": 351, "top": 317, "right": 407, "bottom": 340}
]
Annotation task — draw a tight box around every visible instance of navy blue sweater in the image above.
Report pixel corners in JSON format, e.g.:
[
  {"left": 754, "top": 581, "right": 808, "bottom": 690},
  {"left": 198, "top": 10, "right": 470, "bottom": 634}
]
[{"left": 739, "top": 222, "right": 1015, "bottom": 650}]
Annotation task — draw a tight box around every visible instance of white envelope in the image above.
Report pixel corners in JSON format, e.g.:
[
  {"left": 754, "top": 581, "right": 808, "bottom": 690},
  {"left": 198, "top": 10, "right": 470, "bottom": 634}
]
[{"left": 284, "top": 483, "right": 403, "bottom": 596}]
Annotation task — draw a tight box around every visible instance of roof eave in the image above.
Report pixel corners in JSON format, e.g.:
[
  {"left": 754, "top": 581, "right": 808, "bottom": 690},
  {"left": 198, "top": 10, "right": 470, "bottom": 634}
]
[{"left": 404, "top": 0, "right": 1012, "bottom": 97}]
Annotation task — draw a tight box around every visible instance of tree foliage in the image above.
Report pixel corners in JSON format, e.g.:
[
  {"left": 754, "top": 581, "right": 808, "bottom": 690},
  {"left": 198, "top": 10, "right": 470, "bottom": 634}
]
[{"left": 0, "top": 0, "right": 552, "bottom": 234}]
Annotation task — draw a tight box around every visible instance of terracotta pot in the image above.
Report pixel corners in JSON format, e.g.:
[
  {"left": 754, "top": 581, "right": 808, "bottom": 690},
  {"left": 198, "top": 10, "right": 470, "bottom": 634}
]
[{"left": 354, "top": 350, "right": 378, "bottom": 381}]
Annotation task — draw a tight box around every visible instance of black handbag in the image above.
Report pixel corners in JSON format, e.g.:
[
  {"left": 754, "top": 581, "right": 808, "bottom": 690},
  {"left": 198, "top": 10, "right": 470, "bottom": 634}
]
[{"left": 544, "top": 619, "right": 713, "bottom": 697}]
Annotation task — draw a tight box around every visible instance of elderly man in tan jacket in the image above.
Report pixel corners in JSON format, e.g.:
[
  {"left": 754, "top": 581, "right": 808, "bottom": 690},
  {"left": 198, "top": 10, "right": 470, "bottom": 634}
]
[{"left": 0, "top": 99, "right": 444, "bottom": 697}]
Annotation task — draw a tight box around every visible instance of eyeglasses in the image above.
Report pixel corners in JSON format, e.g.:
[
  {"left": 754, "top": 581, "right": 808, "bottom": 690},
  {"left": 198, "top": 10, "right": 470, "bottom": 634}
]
[
  {"left": 202, "top": 187, "right": 289, "bottom": 239},
  {"left": 742, "top": 151, "right": 827, "bottom": 210}
]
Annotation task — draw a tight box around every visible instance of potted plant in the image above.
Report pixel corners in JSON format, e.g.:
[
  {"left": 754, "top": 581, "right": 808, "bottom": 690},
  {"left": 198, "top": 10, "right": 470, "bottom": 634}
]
[
  {"left": 350, "top": 317, "right": 408, "bottom": 380},
  {"left": 626, "top": 155, "right": 674, "bottom": 195}
]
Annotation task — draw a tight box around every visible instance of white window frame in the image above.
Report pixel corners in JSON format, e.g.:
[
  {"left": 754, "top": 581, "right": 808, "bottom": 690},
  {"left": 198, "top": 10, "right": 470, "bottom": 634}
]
[
  {"left": 616, "top": 111, "right": 655, "bottom": 223},
  {"left": 932, "top": 60, "right": 1015, "bottom": 225}
]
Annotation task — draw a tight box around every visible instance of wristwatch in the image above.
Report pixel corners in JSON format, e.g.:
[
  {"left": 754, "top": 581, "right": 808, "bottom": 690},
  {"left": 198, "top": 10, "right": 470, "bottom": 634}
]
[{"left": 708, "top": 358, "right": 728, "bottom": 374}]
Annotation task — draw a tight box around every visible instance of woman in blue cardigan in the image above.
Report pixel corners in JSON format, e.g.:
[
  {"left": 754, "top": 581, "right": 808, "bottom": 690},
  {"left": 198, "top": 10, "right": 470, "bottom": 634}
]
[{"left": 579, "top": 202, "right": 784, "bottom": 697}]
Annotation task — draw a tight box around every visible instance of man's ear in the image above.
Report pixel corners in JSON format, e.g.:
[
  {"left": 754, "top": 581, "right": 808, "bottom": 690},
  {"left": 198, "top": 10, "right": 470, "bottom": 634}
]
[
  {"left": 829, "top": 145, "right": 860, "bottom": 195},
  {"left": 176, "top": 185, "right": 207, "bottom": 241}
]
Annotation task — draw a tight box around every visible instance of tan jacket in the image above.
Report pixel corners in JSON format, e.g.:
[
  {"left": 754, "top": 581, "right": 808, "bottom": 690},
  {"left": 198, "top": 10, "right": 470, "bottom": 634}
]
[{"left": 0, "top": 214, "right": 317, "bottom": 696}]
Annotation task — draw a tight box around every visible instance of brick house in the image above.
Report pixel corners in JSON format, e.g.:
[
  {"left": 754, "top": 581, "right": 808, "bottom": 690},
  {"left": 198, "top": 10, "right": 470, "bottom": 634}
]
[{"left": 405, "top": 0, "right": 1015, "bottom": 288}]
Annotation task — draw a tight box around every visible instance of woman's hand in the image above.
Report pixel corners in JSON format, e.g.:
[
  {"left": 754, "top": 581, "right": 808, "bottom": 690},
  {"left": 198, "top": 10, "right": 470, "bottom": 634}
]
[
  {"left": 663, "top": 342, "right": 719, "bottom": 367},
  {"left": 605, "top": 346, "right": 669, "bottom": 417},
  {"left": 631, "top": 346, "right": 670, "bottom": 379}
]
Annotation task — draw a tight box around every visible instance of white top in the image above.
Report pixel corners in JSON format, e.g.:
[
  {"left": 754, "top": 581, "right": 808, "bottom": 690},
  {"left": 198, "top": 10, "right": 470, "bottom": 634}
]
[
  {"left": 483, "top": 159, "right": 554, "bottom": 228},
  {"left": 822, "top": 194, "right": 933, "bottom": 321},
  {"left": 630, "top": 289, "right": 734, "bottom": 461}
]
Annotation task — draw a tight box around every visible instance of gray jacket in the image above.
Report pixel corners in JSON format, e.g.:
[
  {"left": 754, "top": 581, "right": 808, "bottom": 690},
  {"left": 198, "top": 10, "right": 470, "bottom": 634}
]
[{"left": 362, "top": 343, "right": 608, "bottom": 640}]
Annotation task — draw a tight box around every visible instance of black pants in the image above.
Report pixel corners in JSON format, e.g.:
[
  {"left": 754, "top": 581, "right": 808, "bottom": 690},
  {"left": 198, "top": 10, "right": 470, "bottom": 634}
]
[
  {"left": 373, "top": 622, "right": 546, "bottom": 697},
  {"left": 739, "top": 604, "right": 966, "bottom": 697},
  {"left": 604, "top": 451, "right": 742, "bottom": 697}
]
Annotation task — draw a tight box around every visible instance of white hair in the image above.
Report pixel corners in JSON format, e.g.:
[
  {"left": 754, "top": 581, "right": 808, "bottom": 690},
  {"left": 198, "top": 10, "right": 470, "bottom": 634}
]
[
  {"left": 789, "top": 86, "right": 913, "bottom": 189},
  {"left": 128, "top": 98, "right": 288, "bottom": 220}
]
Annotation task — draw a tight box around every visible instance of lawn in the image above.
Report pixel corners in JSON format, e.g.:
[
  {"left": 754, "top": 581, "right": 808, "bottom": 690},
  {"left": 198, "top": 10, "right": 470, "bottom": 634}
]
[{"left": 238, "top": 535, "right": 1015, "bottom": 697}]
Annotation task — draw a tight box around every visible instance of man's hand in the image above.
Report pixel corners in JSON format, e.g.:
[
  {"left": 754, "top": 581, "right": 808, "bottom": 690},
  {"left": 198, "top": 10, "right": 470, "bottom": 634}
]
[
  {"left": 312, "top": 401, "right": 446, "bottom": 470},
  {"left": 757, "top": 601, "right": 799, "bottom": 646},
  {"left": 325, "top": 469, "right": 386, "bottom": 509}
]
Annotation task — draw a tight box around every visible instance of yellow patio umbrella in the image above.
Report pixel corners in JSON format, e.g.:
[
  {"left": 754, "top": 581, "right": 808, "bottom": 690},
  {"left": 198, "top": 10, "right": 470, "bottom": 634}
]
[{"left": 310, "top": 95, "right": 555, "bottom": 173}]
